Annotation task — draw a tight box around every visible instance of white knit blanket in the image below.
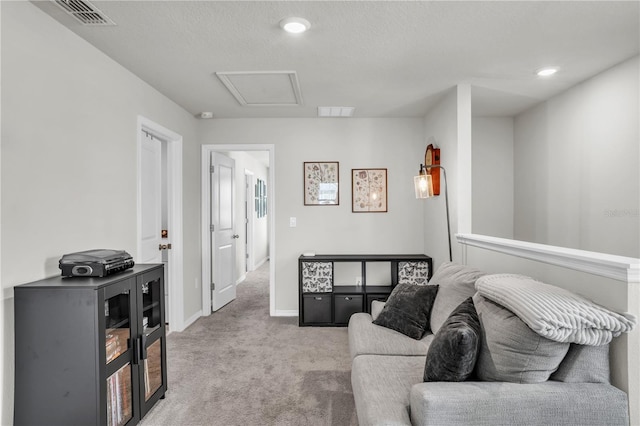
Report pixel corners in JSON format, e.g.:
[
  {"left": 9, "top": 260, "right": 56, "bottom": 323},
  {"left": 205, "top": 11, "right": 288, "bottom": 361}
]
[{"left": 475, "top": 274, "right": 637, "bottom": 346}]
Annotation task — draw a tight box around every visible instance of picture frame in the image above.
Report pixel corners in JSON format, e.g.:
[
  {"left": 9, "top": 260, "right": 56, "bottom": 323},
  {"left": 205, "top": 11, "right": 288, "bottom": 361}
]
[
  {"left": 352, "top": 168, "right": 388, "bottom": 213},
  {"left": 304, "top": 162, "right": 339, "bottom": 205},
  {"left": 255, "top": 179, "right": 267, "bottom": 218}
]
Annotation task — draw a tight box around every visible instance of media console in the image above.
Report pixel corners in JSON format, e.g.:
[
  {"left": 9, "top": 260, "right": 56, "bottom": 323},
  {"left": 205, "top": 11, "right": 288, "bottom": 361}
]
[{"left": 14, "top": 264, "right": 167, "bottom": 426}]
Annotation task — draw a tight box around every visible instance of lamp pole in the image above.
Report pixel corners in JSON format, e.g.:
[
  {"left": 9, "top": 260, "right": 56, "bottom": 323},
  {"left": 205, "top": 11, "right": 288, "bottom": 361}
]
[{"left": 424, "top": 164, "right": 452, "bottom": 262}]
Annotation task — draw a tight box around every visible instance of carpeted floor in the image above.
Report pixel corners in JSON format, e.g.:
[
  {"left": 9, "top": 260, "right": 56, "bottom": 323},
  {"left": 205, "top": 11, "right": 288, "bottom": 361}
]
[{"left": 141, "top": 262, "right": 358, "bottom": 426}]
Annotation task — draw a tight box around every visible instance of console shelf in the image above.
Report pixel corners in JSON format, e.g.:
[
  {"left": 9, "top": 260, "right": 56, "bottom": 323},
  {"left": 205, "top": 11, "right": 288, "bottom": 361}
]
[{"left": 298, "top": 254, "right": 432, "bottom": 326}]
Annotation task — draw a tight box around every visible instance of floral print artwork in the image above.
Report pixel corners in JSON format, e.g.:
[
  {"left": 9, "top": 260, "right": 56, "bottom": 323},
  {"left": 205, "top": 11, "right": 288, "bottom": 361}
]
[
  {"left": 304, "top": 162, "right": 339, "bottom": 205},
  {"left": 352, "top": 169, "right": 387, "bottom": 212}
]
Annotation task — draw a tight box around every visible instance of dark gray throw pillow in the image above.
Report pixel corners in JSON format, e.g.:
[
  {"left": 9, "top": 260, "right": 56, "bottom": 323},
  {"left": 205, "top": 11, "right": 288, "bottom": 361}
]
[
  {"left": 373, "top": 284, "right": 439, "bottom": 340},
  {"left": 424, "top": 297, "right": 481, "bottom": 382}
]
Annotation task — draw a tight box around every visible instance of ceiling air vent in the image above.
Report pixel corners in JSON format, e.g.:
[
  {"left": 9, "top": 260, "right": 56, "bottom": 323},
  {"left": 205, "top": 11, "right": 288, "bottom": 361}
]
[{"left": 53, "top": 0, "right": 116, "bottom": 26}]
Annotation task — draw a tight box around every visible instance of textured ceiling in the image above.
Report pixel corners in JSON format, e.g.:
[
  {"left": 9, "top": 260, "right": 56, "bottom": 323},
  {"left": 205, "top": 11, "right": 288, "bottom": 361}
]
[{"left": 33, "top": 1, "right": 640, "bottom": 118}]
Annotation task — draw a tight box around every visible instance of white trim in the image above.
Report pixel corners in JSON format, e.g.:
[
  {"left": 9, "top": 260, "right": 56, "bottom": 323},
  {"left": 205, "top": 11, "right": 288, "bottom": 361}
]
[
  {"left": 268, "top": 147, "right": 276, "bottom": 317},
  {"left": 202, "top": 144, "right": 276, "bottom": 317},
  {"left": 236, "top": 273, "right": 247, "bottom": 285},
  {"left": 137, "top": 116, "right": 185, "bottom": 332},
  {"left": 456, "top": 233, "right": 640, "bottom": 283},
  {"left": 273, "top": 310, "right": 298, "bottom": 317},
  {"left": 201, "top": 146, "right": 212, "bottom": 315},
  {"left": 182, "top": 309, "right": 202, "bottom": 331},
  {"left": 255, "top": 257, "right": 269, "bottom": 269}
]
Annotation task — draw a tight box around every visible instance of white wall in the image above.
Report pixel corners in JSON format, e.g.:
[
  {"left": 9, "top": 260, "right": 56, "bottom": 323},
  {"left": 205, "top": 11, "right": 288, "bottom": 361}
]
[
  {"left": 0, "top": 2, "right": 4, "bottom": 423},
  {"left": 1, "top": 3, "right": 201, "bottom": 423},
  {"left": 463, "top": 56, "right": 639, "bottom": 423},
  {"left": 200, "top": 118, "right": 426, "bottom": 313},
  {"left": 422, "top": 85, "right": 473, "bottom": 268},
  {"left": 514, "top": 56, "right": 639, "bottom": 258},
  {"left": 472, "top": 117, "right": 514, "bottom": 238}
]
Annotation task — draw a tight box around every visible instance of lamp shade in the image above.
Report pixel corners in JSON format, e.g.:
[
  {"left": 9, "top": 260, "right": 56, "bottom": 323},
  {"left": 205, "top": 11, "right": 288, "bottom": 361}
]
[{"left": 414, "top": 173, "right": 433, "bottom": 199}]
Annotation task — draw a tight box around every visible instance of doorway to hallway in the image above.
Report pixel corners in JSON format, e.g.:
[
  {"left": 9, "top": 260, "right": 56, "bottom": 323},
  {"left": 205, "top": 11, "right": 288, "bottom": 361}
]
[{"left": 201, "top": 144, "right": 275, "bottom": 317}]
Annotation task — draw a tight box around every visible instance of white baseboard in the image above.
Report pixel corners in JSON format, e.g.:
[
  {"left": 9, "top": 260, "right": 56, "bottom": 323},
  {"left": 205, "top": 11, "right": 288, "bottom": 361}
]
[
  {"left": 273, "top": 309, "right": 298, "bottom": 317},
  {"left": 182, "top": 309, "right": 202, "bottom": 330},
  {"left": 255, "top": 257, "right": 269, "bottom": 269},
  {"left": 236, "top": 273, "right": 247, "bottom": 285}
]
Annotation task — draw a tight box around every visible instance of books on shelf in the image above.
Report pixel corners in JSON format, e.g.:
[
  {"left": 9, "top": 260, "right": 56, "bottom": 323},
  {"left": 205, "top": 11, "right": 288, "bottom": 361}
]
[
  {"left": 107, "top": 364, "right": 132, "bottom": 426},
  {"left": 105, "top": 328, "right": 129, "bottom": 363}
]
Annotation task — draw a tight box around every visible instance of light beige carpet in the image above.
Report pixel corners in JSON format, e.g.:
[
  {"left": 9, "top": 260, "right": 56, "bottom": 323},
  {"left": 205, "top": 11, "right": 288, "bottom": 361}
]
[{"left": 141, "top": 262, "right": 358, "bottom": 426}]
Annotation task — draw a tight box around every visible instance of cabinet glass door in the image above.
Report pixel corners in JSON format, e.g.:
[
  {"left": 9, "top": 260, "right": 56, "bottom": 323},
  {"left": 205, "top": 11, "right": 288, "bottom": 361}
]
[
  {"left": 144, "top": 339, "right": 163, "bottom": 401},
  {"left": 141, "top": 278, "right": 162, "bottom": 336},
  {"left": 106, "top": 363, "right": 133, "bottom": 426},
  {"left": 105, "top": 291, "right": 131, "bottom": 363},
  {"left": 140, "top": 272, "right": 165, "bottom": 407},
  {"left": 104, "top": 290, "right": 133, "bottom": 426}
]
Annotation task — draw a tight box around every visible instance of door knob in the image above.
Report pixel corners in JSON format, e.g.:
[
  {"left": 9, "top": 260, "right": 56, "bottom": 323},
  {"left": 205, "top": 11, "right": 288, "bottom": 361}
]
[
  {"left": 158, "top": 244, "right": 172, "bottom": 250},
  {"left": 232, "top": 234, "right": 240, "bottom": 239}
]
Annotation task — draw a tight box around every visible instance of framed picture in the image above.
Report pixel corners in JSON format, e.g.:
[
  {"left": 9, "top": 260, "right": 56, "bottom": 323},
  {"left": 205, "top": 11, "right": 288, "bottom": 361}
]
[
  {"left": 255, "top": 179, "right": 267, "bottom": 218},
  {"left": 304, "top": 162, "right": 339, "bottom": 205},
  {"left": 352, "top": 168, "right": 387, "bottom": 213}
]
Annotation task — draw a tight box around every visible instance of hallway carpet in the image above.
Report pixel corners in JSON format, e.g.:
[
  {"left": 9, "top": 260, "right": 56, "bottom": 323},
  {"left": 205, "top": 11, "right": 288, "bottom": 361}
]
[{"left": 141, "top": 262, "right": 358, "bottom": 426}]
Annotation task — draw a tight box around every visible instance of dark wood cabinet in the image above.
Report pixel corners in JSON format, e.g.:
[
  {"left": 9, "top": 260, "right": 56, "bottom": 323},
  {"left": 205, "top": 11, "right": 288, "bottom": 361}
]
[
  {"left": 298, "top": 254, "right": 432, "bottom": 326},
  {"left": 14, "top": 264, "right": 167, "bottom": 426}
]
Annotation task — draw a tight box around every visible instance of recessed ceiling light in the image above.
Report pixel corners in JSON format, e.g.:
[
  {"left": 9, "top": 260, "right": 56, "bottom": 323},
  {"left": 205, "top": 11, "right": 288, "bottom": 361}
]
[
  {"left": 536, "top": 67, "right": 559, "bottom": 77},
  {"left": 280, "top": 17, "right": 311, "bottom": 34}
]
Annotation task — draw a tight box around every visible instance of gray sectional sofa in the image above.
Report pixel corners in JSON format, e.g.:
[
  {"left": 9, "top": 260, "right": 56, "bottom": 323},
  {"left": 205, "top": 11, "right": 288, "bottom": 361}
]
[{"left": 348, "top": 262, "right": 631, "bottom": 426}]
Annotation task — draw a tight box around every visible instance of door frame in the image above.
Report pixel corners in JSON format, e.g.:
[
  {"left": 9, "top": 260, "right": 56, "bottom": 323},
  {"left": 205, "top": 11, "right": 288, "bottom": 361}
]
[
  {"left": 201, "top": 144, "right": 276, "bottom": 316},
  {"left": 137, "top": 116, "right": 185, "bottom": 332}
]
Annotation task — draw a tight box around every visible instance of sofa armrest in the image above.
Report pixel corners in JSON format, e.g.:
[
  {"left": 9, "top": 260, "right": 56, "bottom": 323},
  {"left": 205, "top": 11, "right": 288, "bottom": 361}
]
[
  {"left": 410, "top": 381, "right": 629, "bottom": 426},
  {"left": 348, "top": 313, "right": 432, "bottom": 359}
]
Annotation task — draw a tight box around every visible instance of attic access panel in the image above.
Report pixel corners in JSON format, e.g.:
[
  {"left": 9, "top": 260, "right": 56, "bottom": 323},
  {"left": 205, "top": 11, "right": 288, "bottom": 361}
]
[{"left": 216, "top": 71, "right": 303, "bottom": 107}]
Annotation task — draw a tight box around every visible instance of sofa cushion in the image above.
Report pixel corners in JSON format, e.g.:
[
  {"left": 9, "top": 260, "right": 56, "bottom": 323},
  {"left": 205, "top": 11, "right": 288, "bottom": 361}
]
[
  {"left": 410, "top": 381, "right": 630, "bottom": 426},
  {"left": 373, "top": 284, "right": 439, "bottom": 340},
  {"left": 429, "top": 262, "right": 486, "bottom": 334},
  {"left": 348, "top": 313, "right": 433, "bottom": 359},
  {"left": 473, "top": 294, "right": 570, "bottom": 383},
  {"left": 551, "top": 343, "right": 610, "bottom": 383},
  {"left": 352, "top": 354, "right": 426, "bottom": 426},
  {"left": 424, "top": 297, "right": 481, "bottom": 382}
]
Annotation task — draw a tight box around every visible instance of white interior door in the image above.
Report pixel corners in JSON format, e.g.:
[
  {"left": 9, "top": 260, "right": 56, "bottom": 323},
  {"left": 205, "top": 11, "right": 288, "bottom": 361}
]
[
  {"left": 140, "top": 131, "right": 174, "bottom": 326},
  {"left": 245, "top": 171, "right": 255, "bottom": 272},
  {"left": 210, "top": 152, "right": 237, "bottom": 311},
  {"left": 140, "top": 132, "right": 163, "bottom": 264}
]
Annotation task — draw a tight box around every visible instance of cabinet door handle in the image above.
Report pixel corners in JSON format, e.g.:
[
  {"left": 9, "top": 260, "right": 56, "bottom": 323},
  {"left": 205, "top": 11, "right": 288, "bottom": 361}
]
[
  {"left": 132, "top": 337, "right": 140, "bottom": 365},
  {"left": 314, "top": 296, "right": 323, "bottom": 301},
  {"left": 344, "top": 297, "right": 352, "bottom": 301},
  {"left": 140, "top": 333, "right": 148, "bottom": 360}
]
